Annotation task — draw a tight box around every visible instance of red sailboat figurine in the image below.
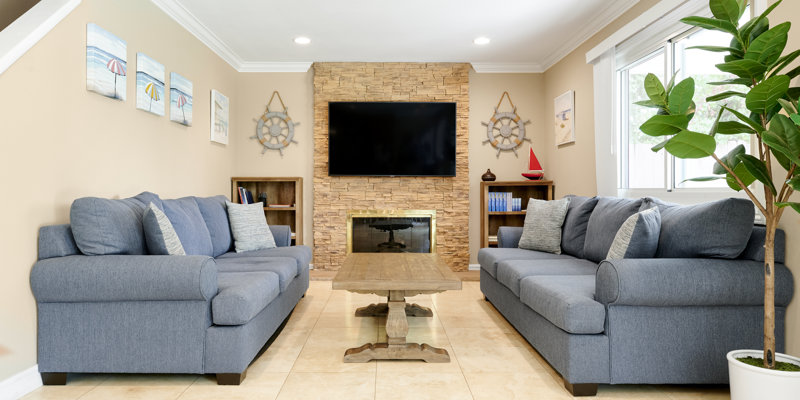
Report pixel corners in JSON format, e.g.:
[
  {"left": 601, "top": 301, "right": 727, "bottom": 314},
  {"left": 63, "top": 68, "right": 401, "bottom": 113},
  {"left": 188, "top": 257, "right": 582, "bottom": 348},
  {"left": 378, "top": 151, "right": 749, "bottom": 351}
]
[{"left": 521, "top": 148, "right": 544, "bottom": 180}]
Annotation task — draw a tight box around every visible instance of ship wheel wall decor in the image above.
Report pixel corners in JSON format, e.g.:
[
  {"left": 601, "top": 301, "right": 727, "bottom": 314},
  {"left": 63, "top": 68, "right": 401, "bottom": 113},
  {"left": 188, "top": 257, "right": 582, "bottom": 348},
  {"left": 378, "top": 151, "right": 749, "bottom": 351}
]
[
  {"left": 251, "top": 91, "right": 299, "bottom": 156},
  {"left": 482, "top": 91, "right": 531, "bottom": 157}
]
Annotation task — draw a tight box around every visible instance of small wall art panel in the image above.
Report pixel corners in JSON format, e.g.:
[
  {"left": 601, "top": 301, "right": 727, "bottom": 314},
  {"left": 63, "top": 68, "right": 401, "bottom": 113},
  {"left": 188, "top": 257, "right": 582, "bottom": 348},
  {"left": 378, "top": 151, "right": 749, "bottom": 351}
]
[
  {"left": 136, "top": 53, "right": 165, "bottom": 116},
  {"left": 86, "top": 23, "right": 126, "bottom": 101},
  {"left": 170, "top": 72, "right": 193, "bottom": 126}
]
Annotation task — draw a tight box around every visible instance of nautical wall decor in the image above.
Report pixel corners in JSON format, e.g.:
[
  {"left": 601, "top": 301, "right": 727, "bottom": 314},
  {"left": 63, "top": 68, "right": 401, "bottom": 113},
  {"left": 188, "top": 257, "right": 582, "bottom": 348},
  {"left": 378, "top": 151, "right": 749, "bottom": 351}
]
[
  {"left": 251, "top": 91, "right": 299, "bottom": 156},
  {"left": 482, "top": 91, "right": 531, "bottom": 157}
]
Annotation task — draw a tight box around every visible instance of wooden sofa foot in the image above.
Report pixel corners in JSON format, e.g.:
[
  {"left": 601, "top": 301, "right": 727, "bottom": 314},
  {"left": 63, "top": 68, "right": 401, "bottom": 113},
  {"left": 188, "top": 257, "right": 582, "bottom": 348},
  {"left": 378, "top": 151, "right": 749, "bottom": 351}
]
[
  {"left": 41, "top": 373, "right": 67, "bottom": 385},
  {"left": 217, "top": 371, "right": 247, "bottom": 385},
  {"left": 564, "top": 381, "right": 598, "bottom": 396}
]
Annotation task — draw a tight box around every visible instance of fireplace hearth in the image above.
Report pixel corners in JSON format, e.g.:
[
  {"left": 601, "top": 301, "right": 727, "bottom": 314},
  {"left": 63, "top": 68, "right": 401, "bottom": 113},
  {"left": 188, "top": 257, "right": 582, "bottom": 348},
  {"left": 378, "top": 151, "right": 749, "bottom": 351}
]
[{"left": 347, "top": 210, "right": 436, "bottom": 253}]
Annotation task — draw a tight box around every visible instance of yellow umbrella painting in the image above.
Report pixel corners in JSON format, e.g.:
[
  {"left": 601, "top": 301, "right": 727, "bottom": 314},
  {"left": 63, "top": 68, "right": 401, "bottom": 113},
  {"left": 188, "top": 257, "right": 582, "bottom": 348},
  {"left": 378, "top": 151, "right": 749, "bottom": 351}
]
[{"left": 145, "top": 82, "right": 160, "bottom": 112}]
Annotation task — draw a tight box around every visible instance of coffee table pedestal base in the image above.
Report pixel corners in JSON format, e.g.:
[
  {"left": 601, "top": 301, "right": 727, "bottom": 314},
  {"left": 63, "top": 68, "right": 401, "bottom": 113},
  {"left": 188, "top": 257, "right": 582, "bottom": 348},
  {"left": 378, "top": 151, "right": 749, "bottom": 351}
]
[{"left": 344, "top": 343, "right": 450, "bottom": 363}]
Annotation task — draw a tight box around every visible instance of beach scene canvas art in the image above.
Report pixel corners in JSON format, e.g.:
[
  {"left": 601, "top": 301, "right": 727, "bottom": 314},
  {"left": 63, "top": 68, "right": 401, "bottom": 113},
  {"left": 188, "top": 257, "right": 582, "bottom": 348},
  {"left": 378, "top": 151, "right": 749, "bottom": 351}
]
[
  {"left": 211, "top": 90, "right": 229, "bottom": 144},
  {"left": 170, "top": 72, "right": 193, "bottom": 126},
  {"left": 136, "top": 53, "right": 165, "bottom": 116},
  {"left": 554, "top": 90, "right": 575, "bottom": 145},
  {"left": 86, "top": 23, "right": 126, "bottom": 100}
]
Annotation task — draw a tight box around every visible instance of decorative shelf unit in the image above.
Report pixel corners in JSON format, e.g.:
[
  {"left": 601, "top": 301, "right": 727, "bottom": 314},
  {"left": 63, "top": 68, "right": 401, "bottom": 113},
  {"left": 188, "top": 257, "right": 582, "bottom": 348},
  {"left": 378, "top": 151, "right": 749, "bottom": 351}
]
[
  {"left": 480, "top": 180, "right": 554, "bottom": 248},
  {"left": 231, "top": 177, "right": 303, "bottom": 245}
]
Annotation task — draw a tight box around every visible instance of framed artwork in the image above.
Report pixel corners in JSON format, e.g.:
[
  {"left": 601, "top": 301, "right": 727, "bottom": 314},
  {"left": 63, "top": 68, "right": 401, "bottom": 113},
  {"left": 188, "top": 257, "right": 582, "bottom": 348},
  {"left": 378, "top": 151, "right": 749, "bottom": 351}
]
[
  {"left": 211, "top": 89, "right": 229, "bottom": 144},
  {"left": 136, "top": 53, "right": 165, "bottom": 116},
  {"left": 170, "top": 72, "right": 193, "bottom": 126},
  {"left": 554, "top": 90, "right": 575, "bottom": 145},
  {"left": 86, "top": 23, "right": 126, "bottom": 100}
]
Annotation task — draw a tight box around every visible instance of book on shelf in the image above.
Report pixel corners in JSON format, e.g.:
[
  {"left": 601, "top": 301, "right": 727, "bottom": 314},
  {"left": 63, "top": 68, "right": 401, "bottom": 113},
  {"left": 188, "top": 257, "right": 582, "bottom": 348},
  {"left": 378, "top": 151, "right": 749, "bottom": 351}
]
[
  {"left": 268, "top": 204, "right": 293, "bottom": 208},
  {"left": 245, "top": 190, "right": 254, "bottom": 204},
  {"left": 489, "top": 192, "right": 516, "bottom": 212},
  {"left": 238, "top": 187, "right": 248, "bottom": 204}
]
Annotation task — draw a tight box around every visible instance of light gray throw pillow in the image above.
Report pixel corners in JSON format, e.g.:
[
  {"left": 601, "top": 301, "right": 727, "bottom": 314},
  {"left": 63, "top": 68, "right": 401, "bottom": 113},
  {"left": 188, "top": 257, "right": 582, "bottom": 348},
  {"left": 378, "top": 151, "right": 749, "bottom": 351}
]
[
  {"left": 226, "top": 201, "right": 276, "bottom": 252},
  {"left": 143, "top": 202, "right": 186, "bottom": 256},
  {"left": 606, "top": 206, "right": 661, "bottom": 260},
  {"left": 518, "top": 198, "right": 571, "bottom": 254}
]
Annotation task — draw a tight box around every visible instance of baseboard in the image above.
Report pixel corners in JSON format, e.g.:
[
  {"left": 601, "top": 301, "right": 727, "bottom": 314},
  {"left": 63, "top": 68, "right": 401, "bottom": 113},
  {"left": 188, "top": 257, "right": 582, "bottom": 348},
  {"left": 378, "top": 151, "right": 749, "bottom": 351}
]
[
  {"left": 468, "top": 264, "right": 480, "bottom": 271},
  {"left": 0, "top": 365, "right": 41, "bottom": 400}
]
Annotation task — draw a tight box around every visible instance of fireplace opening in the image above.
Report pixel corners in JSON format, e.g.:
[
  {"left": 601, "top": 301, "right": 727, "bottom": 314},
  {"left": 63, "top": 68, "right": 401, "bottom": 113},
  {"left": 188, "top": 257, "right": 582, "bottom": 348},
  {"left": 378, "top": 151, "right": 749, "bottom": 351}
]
[{"left": 347, "top": 210, "right": 436, "bottom": 253}]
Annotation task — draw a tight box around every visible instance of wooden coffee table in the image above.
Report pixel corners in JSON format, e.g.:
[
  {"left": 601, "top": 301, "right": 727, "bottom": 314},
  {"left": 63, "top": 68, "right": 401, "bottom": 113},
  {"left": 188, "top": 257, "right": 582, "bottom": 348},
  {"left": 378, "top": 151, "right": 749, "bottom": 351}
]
[{"left": 332, "top": 253, "right": 461, "bottom": 362}]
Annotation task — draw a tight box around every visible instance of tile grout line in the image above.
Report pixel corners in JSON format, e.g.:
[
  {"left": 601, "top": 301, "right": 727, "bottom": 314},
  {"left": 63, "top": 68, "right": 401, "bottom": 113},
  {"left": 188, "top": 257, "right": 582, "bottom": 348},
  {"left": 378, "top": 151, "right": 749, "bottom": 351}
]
[
  {"left": 172, "top": 376, "right": 199, "bottom": 400},
  {"left": 432, "top": 290, "right": 479, "bottom": 400}
]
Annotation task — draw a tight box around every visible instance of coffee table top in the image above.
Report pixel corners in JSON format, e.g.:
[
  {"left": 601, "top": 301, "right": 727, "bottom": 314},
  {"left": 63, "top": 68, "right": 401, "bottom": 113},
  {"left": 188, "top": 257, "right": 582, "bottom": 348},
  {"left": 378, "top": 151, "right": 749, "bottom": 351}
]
[{"left": 333, "top": 253, "right": 461, "bottom": 292}]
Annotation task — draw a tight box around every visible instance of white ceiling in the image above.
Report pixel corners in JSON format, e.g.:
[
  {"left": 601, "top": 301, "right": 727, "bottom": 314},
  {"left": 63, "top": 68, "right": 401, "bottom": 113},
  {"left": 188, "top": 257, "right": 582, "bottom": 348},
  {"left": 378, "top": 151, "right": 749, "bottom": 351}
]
[{"left": 151, "top": 0, "right": 640, "bottom": 73}]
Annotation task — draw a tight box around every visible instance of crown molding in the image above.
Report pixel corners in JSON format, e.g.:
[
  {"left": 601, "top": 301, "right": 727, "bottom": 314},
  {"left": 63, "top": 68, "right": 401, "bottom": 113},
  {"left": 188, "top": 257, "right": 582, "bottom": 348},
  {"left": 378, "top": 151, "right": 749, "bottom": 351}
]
[
  {"left": 471, "top": 63, "right": 545, "bottom": 73},
  {"left": 541, "top": 0, "right": 640, "bottom": 71},
  {"left": 239, "top": 62, "right": 313, "bottom": 73}
]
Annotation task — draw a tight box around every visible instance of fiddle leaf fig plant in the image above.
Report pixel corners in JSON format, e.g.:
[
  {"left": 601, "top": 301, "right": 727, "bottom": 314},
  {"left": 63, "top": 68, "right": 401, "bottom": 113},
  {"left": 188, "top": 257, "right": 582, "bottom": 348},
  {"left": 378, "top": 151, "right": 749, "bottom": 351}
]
[{"left": 637, "top": 0, "right": 800, "bottom": 369}]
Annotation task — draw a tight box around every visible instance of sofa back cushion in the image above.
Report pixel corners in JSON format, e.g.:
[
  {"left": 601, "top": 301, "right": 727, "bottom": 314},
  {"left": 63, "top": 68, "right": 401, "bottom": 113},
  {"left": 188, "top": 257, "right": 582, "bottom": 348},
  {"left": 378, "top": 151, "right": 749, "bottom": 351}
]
[
  {"left": 583, "top": 197, "right": 643, "bottom": 263},
  {"left": 162, "top": 197, "right": 214, "bottom": 256},
  {"left": 560, "top": 195, "right": 599, "bottom": 258},
  {"left": 70, "top": 192, "right": 162, "bottom": 255},
  {"left": 194, "top": 195, "right": 233, "bottom": 257},
  {"left": 641, "top": 197, "right": 754, "bottom": 259}
]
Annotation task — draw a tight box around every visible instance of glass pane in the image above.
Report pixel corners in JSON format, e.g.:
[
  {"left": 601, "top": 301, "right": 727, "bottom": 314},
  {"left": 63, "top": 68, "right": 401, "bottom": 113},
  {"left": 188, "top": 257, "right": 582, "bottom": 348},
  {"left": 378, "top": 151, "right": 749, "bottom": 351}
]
[
  {"left": 673, "top": 28, "right": 751, "bottom": 188},
  {"left": 625, "top": 50, "right": 666, "bottom": 189}
]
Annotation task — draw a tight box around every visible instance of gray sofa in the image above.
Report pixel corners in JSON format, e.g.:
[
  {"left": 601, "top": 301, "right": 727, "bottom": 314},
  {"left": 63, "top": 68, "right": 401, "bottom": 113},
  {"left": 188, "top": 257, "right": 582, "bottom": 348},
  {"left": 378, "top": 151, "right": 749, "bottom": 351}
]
[
  {"left": 479, "top": 196, "right": 794, "bottom": 396},
  {"left": 31, "top": 192, "right": 310, "bottom": 385}
]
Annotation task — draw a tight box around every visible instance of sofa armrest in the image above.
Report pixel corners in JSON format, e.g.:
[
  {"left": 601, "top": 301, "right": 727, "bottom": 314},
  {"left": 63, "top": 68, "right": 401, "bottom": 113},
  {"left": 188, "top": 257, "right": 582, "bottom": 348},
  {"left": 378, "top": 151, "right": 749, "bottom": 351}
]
[
  {"left": 596, "top": 258, "right": 794, "bottom": 307},
  {"left": 269, "top": 225, "right": 292, "bottom": 247},
  {"left": 31, "top": 255, "right": 218, "bottom": 303},
  {"left": 497, "top": 226, "right": 523, "bottom": 248}
]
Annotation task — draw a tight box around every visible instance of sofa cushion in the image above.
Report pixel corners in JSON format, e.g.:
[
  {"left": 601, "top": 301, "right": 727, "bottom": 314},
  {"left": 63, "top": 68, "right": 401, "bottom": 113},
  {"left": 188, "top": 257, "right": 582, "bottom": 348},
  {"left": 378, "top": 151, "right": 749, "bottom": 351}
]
[
  {"left": 216, "top": 245, "right": 313, "bottom": 274},
  {"left": 561, "top": 195, "right": 599, "bottom": 258},
  {"left": 69, "top": 192, "right": 162, "bottom": 255},
  {"left": 215, "top": 257, "right": 298, "bottom": 291},
  {"left": 583, "top": 197, "right": 644, "bottom": 263},
  {"left": 519, "top": 198, "right": 571, "bottom": 254},
  {"left": 607, "top": 207, "right": 661, "bottom": 260},
  {"left": 497, "top": 258, "right": 598, "bottom": 296},
  {"left": 194, "top": 196, "right": 233, "bottom": 257},
  {"left": 477, "top": 248, "right": 576, "bottom": 278},
  {"left": 519, "top": 275, "right": 606, "bottom": 334},
  {"left": 143, "top": 203, "right": 186, "bottom": 256},
  {"left": 226, "top": 201, "right": 276, "bottom": 252},
  {"left": 641, "top": 197, "right": 754, "bottom": 259},
  {"left": 162, "top": 197, "right": 214, "bottom": 256},
  {"left": 213, "top": 271, "right": 280, "bottom": 326}
]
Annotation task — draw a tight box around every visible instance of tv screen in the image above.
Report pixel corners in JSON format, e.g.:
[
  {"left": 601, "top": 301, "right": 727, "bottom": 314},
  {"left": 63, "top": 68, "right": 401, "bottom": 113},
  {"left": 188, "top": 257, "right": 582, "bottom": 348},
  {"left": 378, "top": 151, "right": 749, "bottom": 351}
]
[{"left": 328, "top": 102, "right": 456, "bottom": 177}]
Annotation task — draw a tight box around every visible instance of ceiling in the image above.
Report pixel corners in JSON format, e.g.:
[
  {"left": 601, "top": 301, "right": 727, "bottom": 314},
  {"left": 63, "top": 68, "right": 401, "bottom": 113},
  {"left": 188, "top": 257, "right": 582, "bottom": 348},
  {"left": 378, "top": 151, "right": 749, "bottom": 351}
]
[{"left": 151, "top": 0, "right": 640, "bottom": 73}]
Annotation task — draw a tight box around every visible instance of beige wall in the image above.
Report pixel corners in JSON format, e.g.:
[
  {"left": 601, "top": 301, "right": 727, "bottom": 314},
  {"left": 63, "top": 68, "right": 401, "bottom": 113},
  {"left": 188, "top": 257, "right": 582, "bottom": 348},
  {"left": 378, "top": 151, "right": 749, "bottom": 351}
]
[
  {"left": 233, "top": 72, "right": 315, "bottom": 245},
  {"left": 468, "top": 72, "right": 544, "bottom": 264},
  {"left": 0, "top": 0, "right": 238, "bottom": 381},
  {"left": 0, "top": 0, "right": 39, "bottom": 31}
]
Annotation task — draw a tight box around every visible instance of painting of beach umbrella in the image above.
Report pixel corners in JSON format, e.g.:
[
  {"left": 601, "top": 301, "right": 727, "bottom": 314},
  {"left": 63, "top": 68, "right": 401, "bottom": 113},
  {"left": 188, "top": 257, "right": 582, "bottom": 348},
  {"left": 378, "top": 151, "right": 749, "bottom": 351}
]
[
  {"left": 170, "top": 72, "right": 193, "bottom": 126},
  {"left": 86, "top": 23, "right": 127, "bottom": 101},
  {"left": 136, "top": 53, "right": 165, "bottom": 116}
]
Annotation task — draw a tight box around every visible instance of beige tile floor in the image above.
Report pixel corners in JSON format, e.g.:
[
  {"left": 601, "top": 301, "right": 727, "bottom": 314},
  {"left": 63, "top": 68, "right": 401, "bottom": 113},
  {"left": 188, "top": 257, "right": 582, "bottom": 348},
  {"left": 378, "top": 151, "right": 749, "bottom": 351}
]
[{"left": 22, "top": 280, "right": 730, "bottom": 400}]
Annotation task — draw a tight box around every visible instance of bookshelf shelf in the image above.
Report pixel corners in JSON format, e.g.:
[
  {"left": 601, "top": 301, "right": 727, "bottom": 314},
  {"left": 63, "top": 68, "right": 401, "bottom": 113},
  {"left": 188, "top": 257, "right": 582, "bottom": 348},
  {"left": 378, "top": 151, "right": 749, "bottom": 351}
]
[
  {"left": 232, "top": 177, "right": 303, "bottom": 245},
  {"left": 480, "top": 180, "right": 554, "bottom": 248},
  {"left": 488, "top": 211, "right": 527, "bottom": 215}
]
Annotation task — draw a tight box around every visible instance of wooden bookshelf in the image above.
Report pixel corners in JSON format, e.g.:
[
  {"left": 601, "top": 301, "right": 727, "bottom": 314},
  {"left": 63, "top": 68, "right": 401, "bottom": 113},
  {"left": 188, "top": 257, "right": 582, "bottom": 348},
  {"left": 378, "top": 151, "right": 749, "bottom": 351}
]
[
  {"left": 231, "top": 177, "right": 303, "bottom": 245},
  {"left": 480, "top": 180, "right": 554, "bottom": 248}
]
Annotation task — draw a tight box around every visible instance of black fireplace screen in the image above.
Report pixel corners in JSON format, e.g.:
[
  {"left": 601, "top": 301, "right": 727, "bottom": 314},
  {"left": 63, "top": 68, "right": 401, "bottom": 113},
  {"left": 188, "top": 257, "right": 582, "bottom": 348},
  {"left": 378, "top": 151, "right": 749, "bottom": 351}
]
[{"left": 351, "top": 217, "right": 431, "bottom": 253}]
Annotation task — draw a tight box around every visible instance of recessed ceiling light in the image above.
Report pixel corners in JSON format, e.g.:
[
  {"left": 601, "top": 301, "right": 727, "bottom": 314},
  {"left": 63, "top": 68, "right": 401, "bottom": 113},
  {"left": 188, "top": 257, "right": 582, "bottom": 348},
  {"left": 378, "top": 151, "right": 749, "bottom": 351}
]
[
  {"left": 473, "top": 37, "right": 490, "bottom": 45},
  {"left": 294, "top": 36, "right": 311, "bottom": 45}
]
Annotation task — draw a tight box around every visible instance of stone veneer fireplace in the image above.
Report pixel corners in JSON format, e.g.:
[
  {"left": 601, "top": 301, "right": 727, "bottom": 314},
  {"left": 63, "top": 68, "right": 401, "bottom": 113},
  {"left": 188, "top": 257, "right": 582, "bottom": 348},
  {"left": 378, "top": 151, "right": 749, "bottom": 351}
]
[{"left": 313, "top": 62, "right": 470, "bottom": 271}]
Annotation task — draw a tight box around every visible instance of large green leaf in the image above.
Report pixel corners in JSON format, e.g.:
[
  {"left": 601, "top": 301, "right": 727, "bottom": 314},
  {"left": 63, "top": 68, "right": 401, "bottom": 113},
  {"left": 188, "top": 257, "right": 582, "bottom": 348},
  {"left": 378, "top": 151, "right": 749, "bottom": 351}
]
[
  {"left": 745, "top": 22, "right": 790, "bottom": 67},
  {"left": 714, "top": 144, "right": 746, "bottom": 174},
  {"left": 668, "top": 78, "right": 695, "bottom": 114},
  {"left": 651, "top": 138, "right": 670, "bottom": 152},
  {"left": 770, "top": 50, "right": 800, "bottom": 77},
  {"left": 706, "top": 91, "right": 746, "bottom": 102},
  {"left": 727, "top": 163, "right": 756, "bottom": 191},
  {"left": 724, "top": 106, "right": 764, "bottom": 132},
  {"left": 786, "top": 66, "right": 800, "bottom": 80},
  {"left": 682, "top": 16, "right": 739, "bottom": 36},
  {"left": 778, "top": 98, "right": 798, "bottom": 115},
  {"left": 737, "top": 154, "right": 777, "bottom": 195},
  {"left": 775, "top": 202, "right": 800, "bottom": 213},
  {"left": 716, "top": 59, "right": 768, "bottom": 80},
  {"left": 644, "top": 73, "right": 667, "bottom": 106},
  {"left": 683, "top": 176, "right": 725, "bottom": 183},
  {"left": 640, "top": 114, "right": 690, "bottom": 137},
  {"left": 742, "top": 0, "right": 782, "bottom": 43},
  {"left": 772, "top": 147, "right": 792, "bottom": 171},
  {"left": 708, "top": 78, "right": 753, "bottom": 86},
  {"left": 746, "top": 75, "right": 790, "bottom": 114},
  {"left": 710, "top": 0, "right": 740, "bottom": 24},
  {"left": 762, "top": 114, "right": 800, "bottom": 166},
  {"left": 792, "top": 114, "right": 800, "bottom": 126},
  {"left": 716, "top": 121, "right": 756, "bottom": 134},
  {"left": 786, "top": 176, "right": 800, "bottom": 191},
  {"left": 634, "top": 99, "right": 663, "bottom": 109},
  {"left": 664, "top": 130, "right": 717, "bottom": 159}
]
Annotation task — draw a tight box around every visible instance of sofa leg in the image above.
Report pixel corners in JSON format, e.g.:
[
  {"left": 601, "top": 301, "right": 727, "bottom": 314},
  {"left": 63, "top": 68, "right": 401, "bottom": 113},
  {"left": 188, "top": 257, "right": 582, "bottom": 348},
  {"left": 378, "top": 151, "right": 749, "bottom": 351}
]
[
  {"left": 564, "top": 381, "right": 598, "bottom": 396},
  {"left": 41, "top": 373, "right": 67, "bottom": 385},
  {"left": 217, "top": 370, "right": 247, "bottom": 385}
]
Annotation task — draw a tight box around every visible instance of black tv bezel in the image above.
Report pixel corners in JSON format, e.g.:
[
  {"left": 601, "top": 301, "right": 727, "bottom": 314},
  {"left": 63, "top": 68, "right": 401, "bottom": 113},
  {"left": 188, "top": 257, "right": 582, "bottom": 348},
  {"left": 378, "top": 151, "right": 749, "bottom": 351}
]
[{"left": 327, "top": 101, "right": 457, "bottom": 177}]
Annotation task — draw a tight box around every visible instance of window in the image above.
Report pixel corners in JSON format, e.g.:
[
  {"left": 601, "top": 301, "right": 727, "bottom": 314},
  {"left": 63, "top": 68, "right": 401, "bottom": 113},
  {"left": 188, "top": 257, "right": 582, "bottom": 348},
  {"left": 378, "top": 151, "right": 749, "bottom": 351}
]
[{"left": 617, "top": 23, "right": 751, "bottom": 191}]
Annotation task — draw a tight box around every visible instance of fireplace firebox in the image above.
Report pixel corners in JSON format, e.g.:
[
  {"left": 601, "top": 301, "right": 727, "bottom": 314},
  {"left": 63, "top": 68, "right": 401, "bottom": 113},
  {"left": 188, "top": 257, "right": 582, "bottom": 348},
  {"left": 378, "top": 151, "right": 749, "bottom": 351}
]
[{"left": 346, "top": 210, "right": 436, "bottom": 254}]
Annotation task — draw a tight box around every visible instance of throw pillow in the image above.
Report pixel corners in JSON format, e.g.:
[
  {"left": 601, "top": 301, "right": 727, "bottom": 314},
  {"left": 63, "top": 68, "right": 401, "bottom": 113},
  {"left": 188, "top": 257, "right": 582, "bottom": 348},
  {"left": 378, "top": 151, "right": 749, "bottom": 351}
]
[
  {"left": 606, "top": 206, "right": 661, "bottom": 260},
  {"left": 162, "top": 197, "right": 214, "bottom": 256},
  {"left": 143, "top": 202, "right": 186, "bottom": 256},
  {"left": 560, "top": 195, "right": 599, "bottom": 258},
  {"left": 582, "top": 197, "right": 644, "bottom": 263},
  {"left": 226, "top": 201, "right": 277, "bottom": 252},
  {"left": 518, "top": 198, "right": 571, "bottom": 254}
]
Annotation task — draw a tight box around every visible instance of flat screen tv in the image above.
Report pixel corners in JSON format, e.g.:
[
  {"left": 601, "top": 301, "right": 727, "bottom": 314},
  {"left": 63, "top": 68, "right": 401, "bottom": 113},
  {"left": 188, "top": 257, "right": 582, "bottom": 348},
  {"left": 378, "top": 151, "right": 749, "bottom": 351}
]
[{"left": 328, "top": 102, "right": 456, "bottom": 177}]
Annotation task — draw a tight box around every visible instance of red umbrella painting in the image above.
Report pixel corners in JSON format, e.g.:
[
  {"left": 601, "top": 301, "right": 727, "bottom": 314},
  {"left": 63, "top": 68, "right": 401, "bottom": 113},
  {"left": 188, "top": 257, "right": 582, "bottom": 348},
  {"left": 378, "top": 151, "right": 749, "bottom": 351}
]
[
  {"left": 145, "top": 82, "right": 160, "bottom": 112},
  {"left": 176, "top": 94, "right": 188, "bottom": 124},
  {"left": 106, "top": 58, "right": 126, "bottom": 99}
]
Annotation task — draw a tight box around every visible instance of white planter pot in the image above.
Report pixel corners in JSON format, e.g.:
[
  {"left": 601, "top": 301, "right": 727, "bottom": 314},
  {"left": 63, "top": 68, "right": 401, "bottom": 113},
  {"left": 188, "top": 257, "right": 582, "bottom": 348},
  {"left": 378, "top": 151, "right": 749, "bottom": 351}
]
[{"left": 727, "top": 349, "right": 800, "bottom": 400}]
